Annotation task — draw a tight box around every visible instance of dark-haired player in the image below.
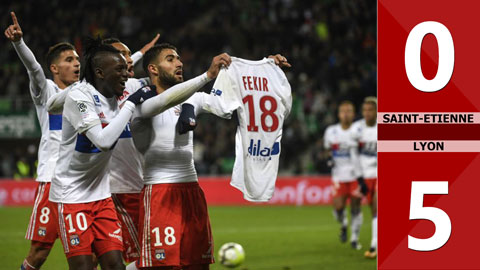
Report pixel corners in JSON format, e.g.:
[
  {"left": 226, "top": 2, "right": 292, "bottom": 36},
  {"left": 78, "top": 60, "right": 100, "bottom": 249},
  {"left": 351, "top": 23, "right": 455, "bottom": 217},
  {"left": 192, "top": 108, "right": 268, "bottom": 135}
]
[
  {"left": 351, "top": 97, "right": 378, "bottom": 258},
  {"left": 324, "top": 100, "right": 367, "bottom": 250},
  {"left": 104, "top": 34, "right": 159, "bottom": 78},
  {"left": 49, "top": 37, "right": 226, "bottom": 270},
  {"left": 5, "top": 11, "right": 80, "bottom": 270},
  {"left": 47, "top": 37, "right": 156, "bottom": 270},
  {"left": 131, "top": 44, "right": 289, "bottom": 270},
  {"left": 103, "top": 36, "right": 159, "bottom": 266}
]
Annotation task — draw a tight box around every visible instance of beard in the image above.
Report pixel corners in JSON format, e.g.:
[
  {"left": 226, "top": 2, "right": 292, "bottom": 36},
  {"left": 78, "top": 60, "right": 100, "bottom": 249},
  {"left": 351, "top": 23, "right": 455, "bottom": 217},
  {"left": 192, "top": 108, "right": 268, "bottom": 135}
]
[{"left": 158, "top": 69, "right": 183, "bottom": 88}]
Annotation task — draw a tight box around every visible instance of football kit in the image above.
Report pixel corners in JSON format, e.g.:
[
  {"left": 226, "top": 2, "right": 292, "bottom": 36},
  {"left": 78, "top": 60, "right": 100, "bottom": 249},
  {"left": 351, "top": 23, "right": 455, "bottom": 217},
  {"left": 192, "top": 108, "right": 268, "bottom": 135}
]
[
  {"left": 203, "top": 57, "right": 292, "bottom": 202},
  {"left": 12, "top": 38, "right": 63, "bottom": 245}
]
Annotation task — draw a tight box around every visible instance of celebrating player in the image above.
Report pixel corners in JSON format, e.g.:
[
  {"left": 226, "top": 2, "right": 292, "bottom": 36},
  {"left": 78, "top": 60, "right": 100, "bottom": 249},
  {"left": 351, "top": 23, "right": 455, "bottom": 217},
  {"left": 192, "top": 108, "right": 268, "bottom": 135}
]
[
  {"left": 129, "top": 44, "right": 231, "bottom": 270},
  {"left": 47, "top": 37, "right": 157, "bottom": 270},
  {"left": 324, "top": 100, "right": 368, "bottom": 250},
  {"left": 103, "top": 37, "right": 156, "bottom": 266},
  {"left": 5, "top": 11, "right": 80, "bottom": 270},
  {"left": 352, "top": 97, "right": 378, "bottom": 258}
]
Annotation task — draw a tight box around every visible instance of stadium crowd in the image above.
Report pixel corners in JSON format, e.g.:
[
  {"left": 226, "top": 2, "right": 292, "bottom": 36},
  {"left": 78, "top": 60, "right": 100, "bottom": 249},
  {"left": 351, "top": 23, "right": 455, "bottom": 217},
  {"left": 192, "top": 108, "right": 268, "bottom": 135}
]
[{"left": 0, "top": 0, "right": 376, "bottom": 177}]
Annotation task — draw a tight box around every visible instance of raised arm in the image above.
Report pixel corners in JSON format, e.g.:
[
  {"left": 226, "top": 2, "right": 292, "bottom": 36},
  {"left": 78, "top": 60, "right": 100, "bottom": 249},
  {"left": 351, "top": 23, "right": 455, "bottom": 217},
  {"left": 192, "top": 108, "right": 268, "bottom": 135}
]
[
  {"left": 132, "top": 33, "right": 160, "bottom": 66},
  {"left": 5, "top": 12, "right": 47, "bottom": 97},
  {"left": 138, "top": 53, "right": 231, "bottom": 117},
  {"left": 66, "top": 86, "right": 155, "bottom": 152}
]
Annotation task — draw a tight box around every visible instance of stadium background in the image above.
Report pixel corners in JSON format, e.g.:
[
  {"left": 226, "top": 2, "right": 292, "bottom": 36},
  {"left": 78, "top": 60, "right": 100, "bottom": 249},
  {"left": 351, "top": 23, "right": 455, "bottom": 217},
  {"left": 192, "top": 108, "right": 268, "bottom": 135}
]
[{"left": 0, "top": 0, "right": 377, "bottom": 269}]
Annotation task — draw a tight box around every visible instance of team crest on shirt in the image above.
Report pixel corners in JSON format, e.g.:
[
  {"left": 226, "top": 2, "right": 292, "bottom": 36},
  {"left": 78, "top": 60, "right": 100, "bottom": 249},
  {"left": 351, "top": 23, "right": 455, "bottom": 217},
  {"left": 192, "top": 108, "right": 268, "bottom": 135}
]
[
  {"left": 38, "top": 227, "right": 46, "bottom": 237},
  {"left": 93, "top": 95, "right": 101, "bottom": 106},
  {"left": 155, "top": 249, "right": 166, "bottom": 260},
  {"left": 77, "top": 102, "right": 87, "bottom": 113},
  {"left": 70, "top": 234, "right": 80, "bottom": 246}
]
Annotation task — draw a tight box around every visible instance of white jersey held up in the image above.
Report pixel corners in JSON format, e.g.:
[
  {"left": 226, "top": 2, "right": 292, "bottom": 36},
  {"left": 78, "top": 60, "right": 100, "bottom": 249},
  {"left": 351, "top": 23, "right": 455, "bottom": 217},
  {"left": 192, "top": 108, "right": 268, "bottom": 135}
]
[
  {"left": 324, "top": 124, "right": 359, "bottom": 183},
  {"left": 206, "top": 57, "right": 292, "bottom": 202},
  {"left": 351, "top": 119, "right": 377, "bottom": 179}
]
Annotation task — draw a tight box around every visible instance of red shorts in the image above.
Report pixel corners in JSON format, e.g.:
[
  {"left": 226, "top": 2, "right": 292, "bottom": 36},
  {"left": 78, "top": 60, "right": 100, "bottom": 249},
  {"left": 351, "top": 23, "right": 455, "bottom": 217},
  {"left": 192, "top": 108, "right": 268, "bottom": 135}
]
[
  {"left": 112, "top": 193, "right": 141, "bottom": 262},
  {"left": 25, "top": 182, "right": 58, "bottom": 248},
  {"left": 331, "top": 181, "right": 362, "bottom": 199},
  {"left": 55, "top": 197, "right": 123, "bottom": 258},
  {"left": 138, "top": 182, "right": 214, "bottom": 268},
  {"left": 365, "top": 178, "right": 377, "bottom": 204}
]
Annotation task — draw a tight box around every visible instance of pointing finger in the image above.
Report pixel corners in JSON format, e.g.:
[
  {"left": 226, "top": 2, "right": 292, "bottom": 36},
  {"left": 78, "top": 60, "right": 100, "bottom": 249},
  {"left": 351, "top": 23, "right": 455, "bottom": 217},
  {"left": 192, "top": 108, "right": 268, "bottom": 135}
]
[
  {"left": 151, "top": 33, "right": 160, "bottom": 44},
  {"left": 11, "top": 12, "right": 19, "bottom": 26}
]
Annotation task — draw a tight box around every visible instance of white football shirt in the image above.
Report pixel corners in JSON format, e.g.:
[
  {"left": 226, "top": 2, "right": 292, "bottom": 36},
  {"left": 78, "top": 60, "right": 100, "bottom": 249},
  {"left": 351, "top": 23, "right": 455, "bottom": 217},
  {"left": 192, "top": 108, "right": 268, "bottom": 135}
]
[
  {"left": 49, "top": 82, "right": 122, "bottom": 203},
  {"left": 205, "top": 57, "right": 292, "bottom": 202},
  {"left": 109, "top": 78, "right": 147, "bottom": 194},
  {"left": 351, "top": 119, "right": 377, "bottom": 179},
  {"left": 324, "top": 123, "right": 358, "bottom": 183}
]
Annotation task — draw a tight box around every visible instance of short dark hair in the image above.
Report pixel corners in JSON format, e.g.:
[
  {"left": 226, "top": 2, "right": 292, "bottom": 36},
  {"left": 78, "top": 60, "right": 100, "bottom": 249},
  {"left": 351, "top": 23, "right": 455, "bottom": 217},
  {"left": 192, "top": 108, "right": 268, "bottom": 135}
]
[
  {"left": 80, "top": 36, "right": 120, "bottom": 87},
  {"left": 45, "top": 42, "right": 76, "bottom": 70},
  {"left": 142, "top": 43, "right": 177, "bottom": 75},
  {"left": 339, "top": 100, "right": 354, "bottom": 110},
  {"left": 103, "top": 37, "right": 121, "bottom": 45}
]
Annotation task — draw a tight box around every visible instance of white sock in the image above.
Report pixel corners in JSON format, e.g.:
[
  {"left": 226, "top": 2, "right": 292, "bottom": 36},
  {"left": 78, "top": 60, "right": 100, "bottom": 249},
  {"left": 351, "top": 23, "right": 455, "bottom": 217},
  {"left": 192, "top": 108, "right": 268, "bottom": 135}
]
[
  {"left": 126, "top": 261, "right": 139, "bottom": 270},
  {"left": 371, "top": 215, "right": 377, "bottom": 250},
  {"left": 350, "top": 210, "right": 363, "bottom": 242}
]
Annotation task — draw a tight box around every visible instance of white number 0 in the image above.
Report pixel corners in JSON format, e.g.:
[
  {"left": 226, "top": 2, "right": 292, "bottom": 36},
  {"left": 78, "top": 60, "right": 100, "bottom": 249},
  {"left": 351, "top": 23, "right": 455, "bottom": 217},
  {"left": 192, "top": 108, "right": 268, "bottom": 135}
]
[
  {"left": 409, "top": 181, "right": 451, "bottom": 251},
  {"left": 405, "top": 21, "right": 454, "bottom": 92}
]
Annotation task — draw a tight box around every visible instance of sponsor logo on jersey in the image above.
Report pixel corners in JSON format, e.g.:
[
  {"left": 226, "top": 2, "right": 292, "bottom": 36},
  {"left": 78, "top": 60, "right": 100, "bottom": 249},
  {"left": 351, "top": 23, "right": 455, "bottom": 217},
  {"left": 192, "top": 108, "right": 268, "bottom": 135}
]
[
  {"left": 247, "top": 139, "right": 280, "bottom": 160},
  {"left": 70, "top": 234, "right": 80, "bottom": 246},
  {"left": 38, "top": 227, "right": 46, "bottom": 237},
  {"left": 211, "top": 88, "right": 222, "bottom": 96},
  {"left": 155, "top": 249, "right": 166, "bottom": 260},
  {"left": 93, "top": 95, "right": 101, "bottom": 106}
]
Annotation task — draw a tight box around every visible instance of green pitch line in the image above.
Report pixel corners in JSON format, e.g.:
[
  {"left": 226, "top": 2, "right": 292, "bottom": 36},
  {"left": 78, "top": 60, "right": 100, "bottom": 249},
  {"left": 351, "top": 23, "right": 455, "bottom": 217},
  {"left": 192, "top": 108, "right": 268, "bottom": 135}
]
[{"left": 0, "top": 206, "right": 376, "bottom": 270}]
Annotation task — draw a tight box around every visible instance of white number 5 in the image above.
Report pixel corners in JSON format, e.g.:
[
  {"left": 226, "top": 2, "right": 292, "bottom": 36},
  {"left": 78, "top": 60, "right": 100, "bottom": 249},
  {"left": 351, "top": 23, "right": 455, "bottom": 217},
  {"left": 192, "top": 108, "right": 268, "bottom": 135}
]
[{"left": 408, "top": 181, "right": 451, "bottom": 251}]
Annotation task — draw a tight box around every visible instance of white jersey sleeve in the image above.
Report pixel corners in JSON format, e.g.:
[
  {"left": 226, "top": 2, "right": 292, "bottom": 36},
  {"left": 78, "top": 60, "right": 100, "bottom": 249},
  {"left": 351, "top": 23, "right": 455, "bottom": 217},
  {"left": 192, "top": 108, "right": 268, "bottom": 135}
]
[
  {"left": 131, "top": 51, "right": 143, "bottom": 66},
  {"left": 63, "top": 89, "right": 101, "bottom": 134},
  {"left": 136, "top": 73, "right": 211, "bottom": 117},
  {"left": 12, "top": 38, "right": 50, "bottom": 104},
  {"left": 353, "top": 119, "right": 378, "bottom": 178}
]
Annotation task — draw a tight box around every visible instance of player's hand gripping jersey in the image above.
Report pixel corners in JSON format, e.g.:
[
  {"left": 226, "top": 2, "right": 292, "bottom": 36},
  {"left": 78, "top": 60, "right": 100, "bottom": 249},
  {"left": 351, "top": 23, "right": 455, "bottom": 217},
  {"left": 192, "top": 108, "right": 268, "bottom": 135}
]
[
  {"left": 206, "top": 57, "right": 292, "bottom": 201},
  {"left": 351, "top": 119, "right": 377, "bottom": 179}
]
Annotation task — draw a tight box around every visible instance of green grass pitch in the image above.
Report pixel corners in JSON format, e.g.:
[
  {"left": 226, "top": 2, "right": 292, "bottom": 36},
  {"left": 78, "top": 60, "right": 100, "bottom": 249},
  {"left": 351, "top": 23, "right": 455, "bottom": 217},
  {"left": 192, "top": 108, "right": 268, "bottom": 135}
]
[{"left": 0, "top": 206, "right": 376, "bottom": 269}]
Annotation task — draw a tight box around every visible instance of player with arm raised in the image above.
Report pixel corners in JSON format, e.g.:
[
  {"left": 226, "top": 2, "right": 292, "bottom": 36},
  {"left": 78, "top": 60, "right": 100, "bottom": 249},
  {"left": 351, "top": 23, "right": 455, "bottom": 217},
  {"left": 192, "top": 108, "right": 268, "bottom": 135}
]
[
  {"left": 129, "top": 44, "right": 230, "bottom": 270},
  {"left": 324, "top": 100, "right": 368, "bottom": 250},
  {"left": 47, "top": 37, "right": 158, "bottom": 270},
  {"left": 4, "top": 11, "right": 80, "bottom": 270},
  {"left": 352, "top": 97, "right": 378, "bottom": 259},
  {"left": 104, "top": 34, "right": 159, "bottom": 78}
]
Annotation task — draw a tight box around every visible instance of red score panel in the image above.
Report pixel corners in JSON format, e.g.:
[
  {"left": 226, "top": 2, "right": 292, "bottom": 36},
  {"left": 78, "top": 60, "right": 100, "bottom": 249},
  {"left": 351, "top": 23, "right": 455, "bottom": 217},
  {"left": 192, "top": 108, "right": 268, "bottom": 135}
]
[{"left": 378, "top": 0, "right": 480, "bottom": 268}]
